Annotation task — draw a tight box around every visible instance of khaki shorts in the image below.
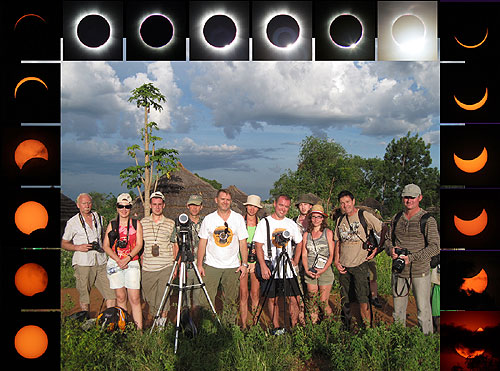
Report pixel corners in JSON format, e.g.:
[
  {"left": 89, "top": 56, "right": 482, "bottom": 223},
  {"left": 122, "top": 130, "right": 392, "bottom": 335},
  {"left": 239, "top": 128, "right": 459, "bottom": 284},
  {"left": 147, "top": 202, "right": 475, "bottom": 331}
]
[
  {"left": 304, "top": 265, "right": 335, "bottom": 287},
  {"left": 74, "top": 264, "right": 116, "bottom": 304}
]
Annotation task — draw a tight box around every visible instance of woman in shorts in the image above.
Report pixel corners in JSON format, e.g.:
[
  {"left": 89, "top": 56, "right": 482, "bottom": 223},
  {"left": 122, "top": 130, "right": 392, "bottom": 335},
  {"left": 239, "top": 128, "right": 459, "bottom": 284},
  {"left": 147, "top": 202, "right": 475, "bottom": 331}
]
[
  {"left": 301, "top": 204, "right": 335, "bottom": 323},
  {"left": 102, "top": 193, "right": 144, "bottom": 329}
]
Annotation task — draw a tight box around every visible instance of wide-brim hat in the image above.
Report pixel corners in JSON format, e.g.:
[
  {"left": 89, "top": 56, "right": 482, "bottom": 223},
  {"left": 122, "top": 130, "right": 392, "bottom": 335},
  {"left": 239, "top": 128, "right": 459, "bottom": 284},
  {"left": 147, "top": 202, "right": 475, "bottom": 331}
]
[
  {"left": 243, "top": 195, "right": 262, "bottom": 208},
  {"left": 295, "top": 193, "right": 320, "bottom": 207},
  {"left": 310, "top": 204, "right": 328, "bottom": 217}
]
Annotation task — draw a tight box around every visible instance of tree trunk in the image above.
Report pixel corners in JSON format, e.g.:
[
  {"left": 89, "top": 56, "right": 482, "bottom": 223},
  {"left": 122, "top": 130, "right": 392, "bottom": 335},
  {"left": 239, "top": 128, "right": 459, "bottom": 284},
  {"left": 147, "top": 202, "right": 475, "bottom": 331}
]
[{"left": 143, "top": 107, "right": 151, "bottom": 217}]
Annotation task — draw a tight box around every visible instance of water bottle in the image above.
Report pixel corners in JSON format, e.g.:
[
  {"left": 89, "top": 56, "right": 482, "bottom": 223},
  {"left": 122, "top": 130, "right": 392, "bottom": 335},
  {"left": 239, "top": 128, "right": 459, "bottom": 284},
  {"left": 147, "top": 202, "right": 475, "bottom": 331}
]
[{"left": 107, "top": 266, "right": 120, "bottom": 275}]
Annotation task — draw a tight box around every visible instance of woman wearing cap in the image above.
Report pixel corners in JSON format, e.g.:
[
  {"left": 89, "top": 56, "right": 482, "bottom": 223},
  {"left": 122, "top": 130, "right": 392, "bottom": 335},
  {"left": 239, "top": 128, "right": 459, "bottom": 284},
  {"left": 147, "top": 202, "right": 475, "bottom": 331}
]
[
  {"left": 301, "top": 204, "right": 335, "bottom": 323},
  {"left": 240, "top": 195, "right": 263, "bottom": 328},
  {"left": 102, "top": 193, "right": 144, "bottom": 330}
]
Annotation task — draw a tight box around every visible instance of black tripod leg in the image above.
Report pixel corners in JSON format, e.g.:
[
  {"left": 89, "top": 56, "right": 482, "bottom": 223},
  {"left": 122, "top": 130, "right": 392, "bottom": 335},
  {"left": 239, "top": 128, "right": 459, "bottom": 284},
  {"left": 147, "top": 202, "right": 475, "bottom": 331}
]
[{"left": 255, "top": 259, "right": 280, "bottom": 326}]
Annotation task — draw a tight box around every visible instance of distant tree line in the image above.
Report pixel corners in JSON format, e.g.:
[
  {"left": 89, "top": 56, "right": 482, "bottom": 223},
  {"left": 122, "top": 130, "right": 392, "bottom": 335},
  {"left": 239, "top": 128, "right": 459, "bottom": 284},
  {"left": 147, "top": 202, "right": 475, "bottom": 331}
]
[{"left": 270, "top": 132, "right": 440, "bottom": 220}]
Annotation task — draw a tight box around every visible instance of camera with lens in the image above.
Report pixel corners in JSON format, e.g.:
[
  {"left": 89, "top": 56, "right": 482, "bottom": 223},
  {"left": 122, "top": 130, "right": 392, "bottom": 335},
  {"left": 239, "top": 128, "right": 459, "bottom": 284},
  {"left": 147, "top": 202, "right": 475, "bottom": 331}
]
[
  {"left": 274, "top": 230, "right": 291, "bottom": 247},
  {"left": 248, "top": 242, "right": 256, "bottom": 263},
  {"left": 176, "top": 214, "right": 194, "bottom": 262},
  {"left": 362, "top": 230, "right": 380, "bottom": 255},
  {"left": 392, "top": 247, "right": 409, "bottom": 274},
  {"left": 116, "top": 239, "right": 128, "bottom": 249},
  {"left": 90, "top": 241, "right": 104, "bottom": 253}
]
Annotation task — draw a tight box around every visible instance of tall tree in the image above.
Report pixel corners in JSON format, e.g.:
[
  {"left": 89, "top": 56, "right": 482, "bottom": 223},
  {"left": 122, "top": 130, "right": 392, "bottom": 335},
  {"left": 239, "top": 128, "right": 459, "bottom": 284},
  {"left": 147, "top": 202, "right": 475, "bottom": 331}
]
[
  {"left": 382, "top": 131, "right": 439, "bottom": 216},
  {"left": 120, "top": 83, "right": 179, "bottom": 217}
]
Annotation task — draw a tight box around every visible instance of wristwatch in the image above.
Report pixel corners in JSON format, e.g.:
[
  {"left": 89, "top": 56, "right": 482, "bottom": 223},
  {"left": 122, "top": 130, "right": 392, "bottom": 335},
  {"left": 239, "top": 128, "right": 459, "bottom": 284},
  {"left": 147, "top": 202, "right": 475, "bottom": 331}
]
[{"left": 242, "top": 263, "right": 249, "bottom": 268}]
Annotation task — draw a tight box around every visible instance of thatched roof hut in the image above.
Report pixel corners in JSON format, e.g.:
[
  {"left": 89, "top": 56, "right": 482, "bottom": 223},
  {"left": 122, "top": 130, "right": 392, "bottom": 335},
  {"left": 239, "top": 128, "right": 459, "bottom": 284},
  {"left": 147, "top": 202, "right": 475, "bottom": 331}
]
[
  {"left": 60, "top": 192, "right": 79, "bottom": 236},
  {"left": 131, "top": 164, "right": 259, "bottom": 220}
]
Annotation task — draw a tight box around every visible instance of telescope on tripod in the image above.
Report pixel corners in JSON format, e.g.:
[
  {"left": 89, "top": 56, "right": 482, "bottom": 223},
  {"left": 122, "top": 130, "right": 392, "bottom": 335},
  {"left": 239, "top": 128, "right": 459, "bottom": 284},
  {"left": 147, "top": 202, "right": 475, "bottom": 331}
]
[{"left": 149, "top": 213, "right": 220, "bottom": 353}]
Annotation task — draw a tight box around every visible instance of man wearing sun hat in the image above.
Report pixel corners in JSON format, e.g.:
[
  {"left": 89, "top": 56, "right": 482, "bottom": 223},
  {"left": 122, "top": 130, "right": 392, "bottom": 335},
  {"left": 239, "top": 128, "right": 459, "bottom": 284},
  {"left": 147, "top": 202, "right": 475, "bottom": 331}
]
[
  {"left": 386, "top": 184, "right": 440, "bottom": 335},
  {"left": 141, "top": 191, "right": 176, "bottom": 327}
]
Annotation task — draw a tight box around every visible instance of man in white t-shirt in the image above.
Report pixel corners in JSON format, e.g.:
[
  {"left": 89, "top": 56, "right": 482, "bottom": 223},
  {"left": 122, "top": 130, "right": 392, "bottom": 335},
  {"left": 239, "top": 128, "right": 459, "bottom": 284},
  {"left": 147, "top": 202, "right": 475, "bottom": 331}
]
[
  {"left": 254, "top": 195, "right": 303, "bottom": 333},
  {"left": 197, "top": 189, "right": 249, "bottom": 312}
]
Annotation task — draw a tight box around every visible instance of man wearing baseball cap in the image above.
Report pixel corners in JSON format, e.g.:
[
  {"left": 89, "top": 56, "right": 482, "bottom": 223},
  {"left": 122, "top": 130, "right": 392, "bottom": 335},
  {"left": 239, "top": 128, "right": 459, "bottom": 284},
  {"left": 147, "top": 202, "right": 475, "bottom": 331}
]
[
  {"left": 386, "top": 184, "right": 440, "bottom": 334},
  {"left": 171, "top": 194, "right": 204, "bottom": 310}
]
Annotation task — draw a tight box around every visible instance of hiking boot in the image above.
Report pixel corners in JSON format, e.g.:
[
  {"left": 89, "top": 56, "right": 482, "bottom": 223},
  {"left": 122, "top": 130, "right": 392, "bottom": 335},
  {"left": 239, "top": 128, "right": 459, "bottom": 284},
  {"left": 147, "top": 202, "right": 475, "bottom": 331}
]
[{"left": 271, "top": 327, "right": 286, "bottom": 336}]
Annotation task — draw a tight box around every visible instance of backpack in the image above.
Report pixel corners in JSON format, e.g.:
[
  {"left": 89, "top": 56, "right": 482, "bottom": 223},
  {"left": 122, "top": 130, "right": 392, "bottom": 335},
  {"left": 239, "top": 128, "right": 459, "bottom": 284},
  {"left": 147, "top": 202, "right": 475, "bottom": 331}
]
[{"left": 96, "top": 306, "right": 130, "bottom": 331}]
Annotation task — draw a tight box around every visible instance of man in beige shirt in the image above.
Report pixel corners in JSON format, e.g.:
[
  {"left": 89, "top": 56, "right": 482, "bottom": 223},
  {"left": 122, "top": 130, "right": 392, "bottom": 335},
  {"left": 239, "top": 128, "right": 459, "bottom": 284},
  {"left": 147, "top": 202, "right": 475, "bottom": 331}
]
[
  {"left": 141, "top": 191, "right": 176, "bottom": 327},
  {"left": 334, "top": 190, "right": 383, "bottom": 328}
]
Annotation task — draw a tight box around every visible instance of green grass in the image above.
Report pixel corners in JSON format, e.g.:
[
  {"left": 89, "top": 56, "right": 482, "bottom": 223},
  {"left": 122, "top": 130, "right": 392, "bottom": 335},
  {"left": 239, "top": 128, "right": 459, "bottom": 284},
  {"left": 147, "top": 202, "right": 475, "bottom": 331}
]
[{"left": 61, "top": 311, "right": 439, "bottom": 370}]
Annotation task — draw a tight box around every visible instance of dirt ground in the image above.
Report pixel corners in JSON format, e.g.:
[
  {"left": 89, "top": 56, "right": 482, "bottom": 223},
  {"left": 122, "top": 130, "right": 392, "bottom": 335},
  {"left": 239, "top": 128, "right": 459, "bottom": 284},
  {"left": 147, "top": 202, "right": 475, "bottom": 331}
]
[{"left": 61, "top": 286, "right": 419, "bottom": 329}]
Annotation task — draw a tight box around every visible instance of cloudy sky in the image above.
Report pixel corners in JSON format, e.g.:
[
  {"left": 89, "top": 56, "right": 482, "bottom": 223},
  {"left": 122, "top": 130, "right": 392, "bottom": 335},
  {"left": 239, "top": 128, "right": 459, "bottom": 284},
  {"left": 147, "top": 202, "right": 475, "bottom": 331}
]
[{"left": 61, "top": 59, "right": 440, "bottom": 202}]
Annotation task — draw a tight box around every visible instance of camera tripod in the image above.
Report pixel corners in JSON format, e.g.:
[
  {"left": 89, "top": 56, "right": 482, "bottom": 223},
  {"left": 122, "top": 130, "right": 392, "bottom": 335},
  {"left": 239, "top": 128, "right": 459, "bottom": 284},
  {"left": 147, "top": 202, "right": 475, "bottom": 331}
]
[
  {"left": 255, "top": 244, "right": 306, "bottom": 331},
  {"left": 149, "top": 233, "right": 219, "bottom": 353}
]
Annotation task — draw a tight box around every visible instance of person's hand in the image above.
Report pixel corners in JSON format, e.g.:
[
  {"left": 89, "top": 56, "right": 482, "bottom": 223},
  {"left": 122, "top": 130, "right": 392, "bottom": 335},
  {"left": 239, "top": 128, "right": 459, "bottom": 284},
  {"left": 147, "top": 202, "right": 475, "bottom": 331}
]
[
  {"left": 118, "top": 255, "right": 133, "bottom": 270},
  {"left": 261, "top": 263, "right": 271, "bottom": 280},
  {"left": 236, "top": 265, "right": 248, "bottom": 279},
  {"left": 306, "top": 268, "right": 316, "bottom": 278},
  {"left": 198, "top": 264, "right": 205, "bottom": 277},
  {"left": 335, "top": 262, "right": 347, "bottom": 274},
  {"left": 366, "top": 248, "right": 378, "bottom": 261},
  {"left": 77, "top": 243, "right": 92, "bottom": 252},
  {"left": 391, "top": 247, "right": 399, "bottom": 260}
]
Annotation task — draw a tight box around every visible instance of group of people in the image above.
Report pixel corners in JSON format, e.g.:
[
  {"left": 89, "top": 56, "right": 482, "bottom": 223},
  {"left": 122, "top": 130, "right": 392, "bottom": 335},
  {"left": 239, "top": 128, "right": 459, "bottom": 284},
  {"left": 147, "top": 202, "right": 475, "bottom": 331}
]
[{"left": 62, "top": 183, "right": 439, "bottom": 335}]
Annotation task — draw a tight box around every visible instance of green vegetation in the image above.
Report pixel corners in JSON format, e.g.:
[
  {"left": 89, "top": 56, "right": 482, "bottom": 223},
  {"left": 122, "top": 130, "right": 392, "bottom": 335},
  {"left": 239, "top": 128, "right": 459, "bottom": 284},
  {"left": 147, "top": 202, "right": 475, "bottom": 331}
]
[
  {"left": 271, "top": 133, "right": 439, "bottom": 219},
  {"left": 61, "top": 312, "right": 439, "bottom": 370}
]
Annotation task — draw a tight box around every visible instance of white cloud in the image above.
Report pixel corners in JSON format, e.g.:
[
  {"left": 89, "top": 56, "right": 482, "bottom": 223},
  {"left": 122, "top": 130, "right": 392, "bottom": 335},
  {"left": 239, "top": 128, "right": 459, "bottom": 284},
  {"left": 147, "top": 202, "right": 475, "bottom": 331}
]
[
  {"left": 189, "top": 61, "right": 439, "bottom": 138},
  {"left": 61, "top": 61, "right": 189, "bottom": 139}
]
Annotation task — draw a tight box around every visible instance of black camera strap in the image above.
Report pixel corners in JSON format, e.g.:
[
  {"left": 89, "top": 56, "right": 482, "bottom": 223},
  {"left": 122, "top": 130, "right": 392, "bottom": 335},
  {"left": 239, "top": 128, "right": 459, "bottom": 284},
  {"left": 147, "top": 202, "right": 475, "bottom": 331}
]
[
  {"left": 78, "top": 211, "right": 102, "bottom": 245},
  {"left": 265, "top": 217, "right": 272, "bottom": 259},
  {"left": 394, "top": 263, "right": 412, "bottom": 297}
]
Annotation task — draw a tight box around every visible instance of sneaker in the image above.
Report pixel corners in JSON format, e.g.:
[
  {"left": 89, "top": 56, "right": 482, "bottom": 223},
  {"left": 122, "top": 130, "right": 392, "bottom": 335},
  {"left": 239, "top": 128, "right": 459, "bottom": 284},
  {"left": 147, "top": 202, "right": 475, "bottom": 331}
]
[
  {"left": 371, "top": 297, "right": 382, "bottom": 309},
  {"left": 271, "top": 327, "right": 286, "bottom": 336}
]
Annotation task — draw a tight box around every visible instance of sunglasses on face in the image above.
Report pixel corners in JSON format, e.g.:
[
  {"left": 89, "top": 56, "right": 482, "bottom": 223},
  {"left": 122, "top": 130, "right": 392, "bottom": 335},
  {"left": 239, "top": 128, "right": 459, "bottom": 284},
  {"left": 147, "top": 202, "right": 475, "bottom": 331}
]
[
  {"left": 403, "top": 196, "right": 416, "bottom": 200},
  {"left": 117, "top": 204, "right": 132, "bottom": 209}
]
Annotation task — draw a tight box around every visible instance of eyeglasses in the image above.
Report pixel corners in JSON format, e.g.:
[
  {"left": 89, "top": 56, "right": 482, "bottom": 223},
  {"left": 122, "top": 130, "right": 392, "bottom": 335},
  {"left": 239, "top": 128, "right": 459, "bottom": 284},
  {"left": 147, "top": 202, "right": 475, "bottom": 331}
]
[
  {"left": 311, "top": 215, "right": 324, "bottom": 219},
  {"left": 403, "top": 196, "right": 416, "bottom": 200},
  {"left": 117, "top": 204, "right": 132, "bottom": 209}
]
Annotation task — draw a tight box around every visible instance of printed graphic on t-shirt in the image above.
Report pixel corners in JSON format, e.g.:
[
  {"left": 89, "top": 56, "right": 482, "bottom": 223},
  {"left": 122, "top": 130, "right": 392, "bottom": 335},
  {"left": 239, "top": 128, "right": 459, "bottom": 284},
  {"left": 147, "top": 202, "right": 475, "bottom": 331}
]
[
  {"left": 272, "top": 228, "right": 288, "bottom": 248},
  {"left": 213, "top": 225, "right": 233, "bottom": 247},
  {"left": 338, "top": 222, "right": 362, "bottom": 243}
]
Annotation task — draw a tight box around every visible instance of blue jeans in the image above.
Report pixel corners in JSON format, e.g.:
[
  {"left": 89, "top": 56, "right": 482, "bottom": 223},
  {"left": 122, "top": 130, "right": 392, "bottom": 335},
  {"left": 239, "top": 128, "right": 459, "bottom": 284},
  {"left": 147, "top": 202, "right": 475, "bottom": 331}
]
[{"left": 392, "top": 272, "right": 433, "bottom": 334}]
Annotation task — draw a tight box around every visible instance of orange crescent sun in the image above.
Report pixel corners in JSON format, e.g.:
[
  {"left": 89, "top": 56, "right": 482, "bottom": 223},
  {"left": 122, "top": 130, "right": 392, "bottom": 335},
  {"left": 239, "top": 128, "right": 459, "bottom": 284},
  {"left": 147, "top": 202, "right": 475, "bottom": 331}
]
[
  {"left": 14, "top": 14, "right": 47, "bottom": 30},
  {"left": 455, "top": 344, "right": 485, "bottom": 359},
  {"left": 14, "top": 77, "right": 48, "bottom": 98},
  {"left": 460, "top": 268, "right": 488, "bottom": 296},
  {"left": 454, "top": 208, "right": 488, "bottom": 236},
  {"left": 454, "top": 88, "right": 488, "bottom": 111},
  {"left": 454, "top": 28, "right": 488, "bottom": 49},
  {"left": 454, "top": 147, "right": 488, "bottom": 173},
  {"left": 14, "top": 139, "right": 49, "bottom": 170}
]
